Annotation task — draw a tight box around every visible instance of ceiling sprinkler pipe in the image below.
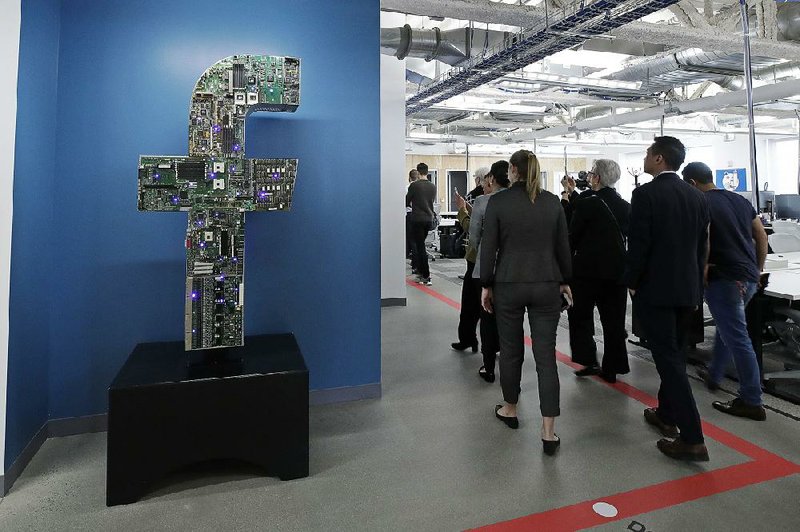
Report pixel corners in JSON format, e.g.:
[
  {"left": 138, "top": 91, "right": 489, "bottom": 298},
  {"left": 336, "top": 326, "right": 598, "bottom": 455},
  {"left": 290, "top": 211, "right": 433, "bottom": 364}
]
[{"left": 741, "top": 0, "right": 760, "bottom": 209}]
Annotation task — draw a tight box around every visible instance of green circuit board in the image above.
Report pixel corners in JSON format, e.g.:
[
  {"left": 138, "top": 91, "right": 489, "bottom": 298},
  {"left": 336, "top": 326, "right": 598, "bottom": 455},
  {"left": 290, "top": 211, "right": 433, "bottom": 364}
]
[{"left": 137, "top": 54, "right": 301, "bottom": 350}]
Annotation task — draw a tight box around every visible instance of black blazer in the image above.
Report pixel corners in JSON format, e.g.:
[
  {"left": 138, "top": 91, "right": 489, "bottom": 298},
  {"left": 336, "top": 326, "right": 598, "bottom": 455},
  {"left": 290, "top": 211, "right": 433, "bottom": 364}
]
[
  {"left": 480, "top": 183, "right": 572, "bottom": 287},
  {"left": 570, "top": 187, "right": 631, "bottom": 282},
  {"left": 623, "top": 172, "right": 709, "bottom": 307}
]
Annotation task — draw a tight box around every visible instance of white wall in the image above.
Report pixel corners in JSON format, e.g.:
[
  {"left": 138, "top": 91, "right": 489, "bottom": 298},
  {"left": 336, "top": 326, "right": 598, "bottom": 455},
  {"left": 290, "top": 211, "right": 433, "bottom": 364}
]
[
  {"left": 380, "top": 53, "right": 407, "bottom": 301},
  {"left": 764, "top": 137, "right": 800, "bottom": 195},
  {"left": 0, "top": 0, "right": 22, "bottom": 476},
  {"left": 602, "top": 134, "right": 771, "bottom": 203}
]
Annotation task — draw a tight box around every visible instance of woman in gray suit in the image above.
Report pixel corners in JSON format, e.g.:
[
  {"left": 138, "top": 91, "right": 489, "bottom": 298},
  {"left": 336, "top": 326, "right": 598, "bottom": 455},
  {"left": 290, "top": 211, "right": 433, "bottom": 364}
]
[{"left": 480, "top": 150, "right": 572, "bottom": 455}]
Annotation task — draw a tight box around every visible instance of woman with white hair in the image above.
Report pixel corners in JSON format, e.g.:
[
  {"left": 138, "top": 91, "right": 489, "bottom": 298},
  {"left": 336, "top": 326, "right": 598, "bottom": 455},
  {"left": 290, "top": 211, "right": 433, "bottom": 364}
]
[{"left": 568, "top": 158, "right": 631, "bottom": 383}]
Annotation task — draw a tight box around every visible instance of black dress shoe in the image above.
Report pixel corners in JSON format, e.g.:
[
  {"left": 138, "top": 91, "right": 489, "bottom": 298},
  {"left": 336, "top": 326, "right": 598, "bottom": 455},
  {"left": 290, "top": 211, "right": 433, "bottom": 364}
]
[
  {"left": 451, "top": 340, "right": 478, "bottom": 353},
  {"left": 574, "top": 365, "right": 600, "bottom": 377},
  {"left": 478, "top": 366, "right": 495, "bottom": 383},
  {"left": 644, "top": 407, "right": 679, "bottom": 438},
  {"left": 495, "top": 405, "right": 519, "bottom": 429},
  {"left": 712, "top": 398, "right": 766, "bottom": 421},
  {"left": 656, "top": 437, "right": 709, "bottom": 462},
  {"left": 542, "top": 435, "right": 560, "bottom": 456}
]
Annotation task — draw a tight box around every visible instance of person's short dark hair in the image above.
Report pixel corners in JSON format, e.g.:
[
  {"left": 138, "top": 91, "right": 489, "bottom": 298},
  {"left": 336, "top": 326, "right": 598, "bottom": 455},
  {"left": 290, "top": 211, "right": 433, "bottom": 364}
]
[
  {"left": 490, "top": 160, "right": 510, "bottom": 188},
  {"left": 416, "top": 162, "right": 429, "bottom": 176},
  {"left": 682, "top": 161, "right": 713, "bottom": 185},
  {"left": 650, "top": 136, "right": 686, "bottom": 171}
]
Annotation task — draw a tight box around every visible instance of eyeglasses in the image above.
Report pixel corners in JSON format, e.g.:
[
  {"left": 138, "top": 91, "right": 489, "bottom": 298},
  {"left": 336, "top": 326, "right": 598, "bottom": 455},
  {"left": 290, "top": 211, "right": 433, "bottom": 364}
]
[{"left": 587, "top": 171, "right": 600, "bottom": 179}]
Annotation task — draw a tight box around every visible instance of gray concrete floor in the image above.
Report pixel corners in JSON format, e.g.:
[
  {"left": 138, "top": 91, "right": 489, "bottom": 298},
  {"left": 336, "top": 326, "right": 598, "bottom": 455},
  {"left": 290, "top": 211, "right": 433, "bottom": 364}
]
[{"left": 1, "top": 259, "right": 799, "bottom": 531}]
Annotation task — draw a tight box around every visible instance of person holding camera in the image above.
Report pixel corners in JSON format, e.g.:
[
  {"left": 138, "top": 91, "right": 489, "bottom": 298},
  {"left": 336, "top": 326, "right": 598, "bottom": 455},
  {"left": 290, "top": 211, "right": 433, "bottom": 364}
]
[
  {"left": 568, "top": 159, "right": 631, "bottom": 383},
  {"left": 560, "top": 171, "right": 592, "bottom": 224},
  {"left": 480, "top": 150, "right": 572, "bottom": 455}
]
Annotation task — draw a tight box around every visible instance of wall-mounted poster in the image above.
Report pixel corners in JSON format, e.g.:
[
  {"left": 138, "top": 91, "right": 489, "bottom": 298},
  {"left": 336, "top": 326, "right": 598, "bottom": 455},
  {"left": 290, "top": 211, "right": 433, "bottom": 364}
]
[{"left": 715, "top": 168, "right": 748, "bottom": 192}]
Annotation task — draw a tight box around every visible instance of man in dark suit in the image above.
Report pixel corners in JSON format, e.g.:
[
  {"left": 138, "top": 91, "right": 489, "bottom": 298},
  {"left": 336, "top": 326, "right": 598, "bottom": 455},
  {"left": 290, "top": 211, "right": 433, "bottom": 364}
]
[
  {"left": 569, "top": 159, "right": 631, "bottom": 383},
  {"left": 624, "top": 136, "right": 710, "bottom": 461}
]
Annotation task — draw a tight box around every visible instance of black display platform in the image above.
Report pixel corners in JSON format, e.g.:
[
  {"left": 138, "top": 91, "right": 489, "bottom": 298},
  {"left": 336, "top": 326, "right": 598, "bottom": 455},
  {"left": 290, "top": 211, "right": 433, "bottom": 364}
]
[{"left": 107, "top": 334, "right": 308, "bottom": 506}]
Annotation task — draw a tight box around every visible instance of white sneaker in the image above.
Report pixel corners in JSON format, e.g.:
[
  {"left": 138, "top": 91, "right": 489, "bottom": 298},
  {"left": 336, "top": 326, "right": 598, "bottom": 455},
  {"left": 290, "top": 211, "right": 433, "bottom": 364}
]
[{"left": 417, "top": 276, "right": 432, "bottom": 286}]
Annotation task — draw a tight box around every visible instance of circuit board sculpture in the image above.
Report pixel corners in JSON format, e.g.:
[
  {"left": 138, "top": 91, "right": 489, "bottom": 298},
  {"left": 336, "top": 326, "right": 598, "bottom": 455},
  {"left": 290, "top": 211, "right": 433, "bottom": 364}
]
[{"left": 138, "top": 55, "right": 300, "bottom": 350}]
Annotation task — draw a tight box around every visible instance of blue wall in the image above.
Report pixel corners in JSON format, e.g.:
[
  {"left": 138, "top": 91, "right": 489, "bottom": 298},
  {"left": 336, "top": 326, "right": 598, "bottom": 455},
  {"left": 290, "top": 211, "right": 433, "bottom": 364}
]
[
  {"left": 7, "top": 0, "right": 380, "bottom": 466},
  {"left": 6, "top": 0, "right": 61, "bottom": 470}
]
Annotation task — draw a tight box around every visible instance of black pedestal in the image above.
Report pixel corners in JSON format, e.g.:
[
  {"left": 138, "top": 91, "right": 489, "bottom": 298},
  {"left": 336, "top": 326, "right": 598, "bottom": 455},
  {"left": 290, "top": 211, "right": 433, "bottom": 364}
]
[{"left": 107, "top": 334, "right": 308, "bottom": 506}]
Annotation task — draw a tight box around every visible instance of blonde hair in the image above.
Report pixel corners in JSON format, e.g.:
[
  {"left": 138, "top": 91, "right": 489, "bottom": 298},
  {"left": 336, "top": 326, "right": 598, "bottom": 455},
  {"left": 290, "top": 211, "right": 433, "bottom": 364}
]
[{"left": 510, "top": 150, "right": 541, "bottom": 203}]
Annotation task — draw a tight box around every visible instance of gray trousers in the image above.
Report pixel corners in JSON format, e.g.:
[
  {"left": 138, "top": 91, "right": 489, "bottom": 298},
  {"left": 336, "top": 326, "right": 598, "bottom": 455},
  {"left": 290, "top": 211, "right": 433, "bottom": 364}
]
[{"left": 494, "top": 282, "right": 561, "bottom": 417}]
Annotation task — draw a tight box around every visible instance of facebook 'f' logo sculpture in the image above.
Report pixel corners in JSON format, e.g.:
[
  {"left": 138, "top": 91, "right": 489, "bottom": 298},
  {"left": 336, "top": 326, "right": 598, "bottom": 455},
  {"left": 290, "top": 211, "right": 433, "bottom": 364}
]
[{"left": 138, "top": 55, "right": 300, "bottom": 350}]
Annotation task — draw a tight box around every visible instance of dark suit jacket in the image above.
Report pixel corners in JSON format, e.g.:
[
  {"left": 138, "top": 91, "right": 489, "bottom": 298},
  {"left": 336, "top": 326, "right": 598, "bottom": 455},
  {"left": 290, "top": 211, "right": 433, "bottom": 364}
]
[
  {"left": 623, "top": 172, "right": 709, "bottom": 307},
  {"left": 570, "top": 187, "right": 631, "bottom": 282},
  {"left": 480, "top": 183, "right": 572, "bottom": 287}
]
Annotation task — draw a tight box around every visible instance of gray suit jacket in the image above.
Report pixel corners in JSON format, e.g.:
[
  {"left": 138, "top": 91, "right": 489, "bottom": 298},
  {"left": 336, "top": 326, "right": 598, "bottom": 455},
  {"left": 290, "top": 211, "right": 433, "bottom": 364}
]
[
  {"left": 480, "top": 183, "right": 572, "bottom": 287},
  {"left": 469, "top": 188, "right": 506, "bottom": 279}
]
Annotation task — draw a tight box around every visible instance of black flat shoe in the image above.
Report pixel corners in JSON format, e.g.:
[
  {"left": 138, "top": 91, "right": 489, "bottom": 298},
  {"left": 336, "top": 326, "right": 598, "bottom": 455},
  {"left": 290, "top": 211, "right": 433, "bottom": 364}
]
[
  {"left": 542, "top": 435, "right": 560, "bottom": 456},
  {"left": 574, "top": 365, "right": 600, "bottom": 377},
  {"left": 452, "top": 340, "right": 478, "bottom": 353},
  {"left": 494, "top": 405, "right": 518, "bottom": 429},
  {"left": 478, "top": 366, "right": 495, "bottom": 383}
]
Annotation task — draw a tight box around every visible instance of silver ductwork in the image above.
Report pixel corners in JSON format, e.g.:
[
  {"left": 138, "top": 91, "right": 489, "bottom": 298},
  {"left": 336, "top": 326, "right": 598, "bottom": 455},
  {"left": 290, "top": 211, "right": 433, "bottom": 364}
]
[
  {"left": 778, "top": 3, "right": 800, "bottom": 41},
  {"left": 380, "top": 25, "right": 507, "bottom": 66},
  {"left": 609, "top": 49, "right": 788, "bottom": 93}
]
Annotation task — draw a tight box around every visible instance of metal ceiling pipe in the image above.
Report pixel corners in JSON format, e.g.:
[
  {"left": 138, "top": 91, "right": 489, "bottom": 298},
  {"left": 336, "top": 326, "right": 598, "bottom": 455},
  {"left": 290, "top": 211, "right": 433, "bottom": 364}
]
[
  {"left": 778, "top": 3, "right": 800, "bottom": 41},
  {"left": 380, "top": 25, "right": 507, "bottom": 66},
  {"left": 575, "top": 106, "right": 614, "bottom": 121},
  {"left": 507, "top": 78, "right": 800, "bottom": 140},
  {"left": 716, "top": 61, "right": 800, "bottom": 92}
]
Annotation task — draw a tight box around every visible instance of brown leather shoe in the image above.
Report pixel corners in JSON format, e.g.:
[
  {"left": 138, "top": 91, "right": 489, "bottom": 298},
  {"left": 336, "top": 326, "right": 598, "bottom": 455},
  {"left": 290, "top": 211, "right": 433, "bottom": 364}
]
[
  {"left": 644, "top": 407, "right": 679, "bottom": 438},
  {"left": 657, "top": 438, "right": 709, "bottom": 462},
  {"left": 712, "top": 398, "right": 766, "bottom": 421}
]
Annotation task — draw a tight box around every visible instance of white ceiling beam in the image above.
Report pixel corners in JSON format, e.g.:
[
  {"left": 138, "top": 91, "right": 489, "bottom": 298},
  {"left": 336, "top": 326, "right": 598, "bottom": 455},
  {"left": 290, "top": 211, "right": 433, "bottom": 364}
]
[
  {"left": 457, "top": 87, "right": 655, "bottom": 107},
  {"left": 505, "top": 78, "right": 800, "bottom": 139}
]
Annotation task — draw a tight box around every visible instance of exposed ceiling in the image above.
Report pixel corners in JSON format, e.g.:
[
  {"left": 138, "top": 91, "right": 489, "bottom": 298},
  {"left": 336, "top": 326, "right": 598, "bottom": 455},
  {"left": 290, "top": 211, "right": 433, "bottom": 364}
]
[{"left": 380, "top": 0, "right": 800, "bottom": 154}]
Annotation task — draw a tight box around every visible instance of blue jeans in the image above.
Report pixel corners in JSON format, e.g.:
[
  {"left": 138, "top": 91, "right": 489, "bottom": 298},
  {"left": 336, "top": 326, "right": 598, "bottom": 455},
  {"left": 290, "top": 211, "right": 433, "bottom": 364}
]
[{"left": 705, "top": 279, "right": 762, "bottom": 405}]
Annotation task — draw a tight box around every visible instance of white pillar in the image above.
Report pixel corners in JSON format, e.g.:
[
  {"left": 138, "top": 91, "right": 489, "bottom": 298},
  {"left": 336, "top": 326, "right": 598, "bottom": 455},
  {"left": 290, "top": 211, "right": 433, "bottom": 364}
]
[
  {"left": 0, "top": 0, "right": 22, "bottom": 476},
  {"left": 380, "top": 50, "right": 408, "bottom": 302}
]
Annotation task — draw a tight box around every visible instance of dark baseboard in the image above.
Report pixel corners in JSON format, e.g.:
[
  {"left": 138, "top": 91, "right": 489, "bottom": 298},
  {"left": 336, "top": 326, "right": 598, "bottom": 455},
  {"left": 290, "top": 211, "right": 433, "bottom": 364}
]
[
  {"left": 3, "top": 422, "right": 48, "bottom": 496},
  {"left": 380, "top": 297, "right": 406, "bottom": 307},
  {"left": 310, "top": 382, "right": 381, "bottom": 405},
  {"left": 48, "top": 413, "right": 108, "bottom": 438}
]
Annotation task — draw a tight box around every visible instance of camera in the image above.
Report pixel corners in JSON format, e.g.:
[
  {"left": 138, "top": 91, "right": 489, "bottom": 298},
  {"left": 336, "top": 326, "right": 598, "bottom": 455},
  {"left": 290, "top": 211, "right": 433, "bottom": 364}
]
[{"left": 575, "top": 170, "right": 590, "bottom": 191}]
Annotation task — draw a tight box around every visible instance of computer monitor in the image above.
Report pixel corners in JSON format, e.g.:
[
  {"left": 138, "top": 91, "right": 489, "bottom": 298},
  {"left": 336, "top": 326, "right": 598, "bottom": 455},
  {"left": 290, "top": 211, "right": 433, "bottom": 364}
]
[
  {"left": 735, "top": 190, "right": 775, "bottom": 211},
  {"left": 774, "top": 194, "right": 800, "bottom": 219}
]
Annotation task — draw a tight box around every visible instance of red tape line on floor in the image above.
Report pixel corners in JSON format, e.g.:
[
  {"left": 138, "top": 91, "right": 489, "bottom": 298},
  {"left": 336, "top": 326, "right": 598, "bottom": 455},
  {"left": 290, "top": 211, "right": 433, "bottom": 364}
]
[{"left": 405, "top": 279, "right": 800, "bottom": 531}]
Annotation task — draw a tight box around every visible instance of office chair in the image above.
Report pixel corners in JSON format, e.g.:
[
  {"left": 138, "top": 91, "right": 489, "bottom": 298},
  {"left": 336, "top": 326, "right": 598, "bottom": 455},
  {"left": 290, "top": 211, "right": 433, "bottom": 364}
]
[{"left": 764, "top": 305, "right": 800, "bottom": 381}]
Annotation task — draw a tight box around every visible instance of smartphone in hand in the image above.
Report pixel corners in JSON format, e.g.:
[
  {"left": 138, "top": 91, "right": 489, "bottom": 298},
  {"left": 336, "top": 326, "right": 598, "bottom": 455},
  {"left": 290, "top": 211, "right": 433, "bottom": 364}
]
[{"left": 560, "top": 292, "right": 573, "bottom": 311}]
